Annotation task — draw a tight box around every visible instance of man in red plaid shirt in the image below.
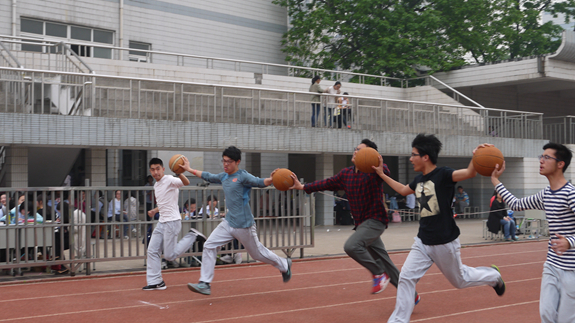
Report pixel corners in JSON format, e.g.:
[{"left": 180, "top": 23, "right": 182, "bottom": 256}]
[{"left": 290, "top": 139, "right": 420, "bottom": 303}]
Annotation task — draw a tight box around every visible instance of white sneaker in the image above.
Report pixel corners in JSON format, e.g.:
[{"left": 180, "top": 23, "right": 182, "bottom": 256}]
[
  {"left": 124, "top": 235, "right": 129, "bottom": 240},
  {"left": 132, "top": 228, "right": 137, "bottom": 233},
  {"left": 233, "top": 253, "right": 242, "bottom": 264},
  {"left": 220, "top": 255, "right": 233, "bottom": 264}
]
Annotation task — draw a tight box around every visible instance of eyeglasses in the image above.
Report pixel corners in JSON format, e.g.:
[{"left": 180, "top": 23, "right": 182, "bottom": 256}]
[
  {"left": 221, "top": 159, "right": 235, "bottom": 164},
  {"left": 538, "top": 155, "right": 561, "bottom": 162},
  {"left": 411, "top": 153, "right": 421, "bottom": 157}
]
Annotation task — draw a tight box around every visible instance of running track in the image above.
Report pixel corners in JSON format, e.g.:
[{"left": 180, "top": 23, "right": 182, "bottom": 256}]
[{"left": 0, "top": 241, "right": 547, "bottom": 323}]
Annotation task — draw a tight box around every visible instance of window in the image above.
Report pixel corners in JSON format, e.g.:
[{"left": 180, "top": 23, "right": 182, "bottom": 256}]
[
  {"left": 20, "top": 18, "right": 114, "bottom": 59},
  {"left": 129, "top": 41, "right": 151, "bottom": 62}
]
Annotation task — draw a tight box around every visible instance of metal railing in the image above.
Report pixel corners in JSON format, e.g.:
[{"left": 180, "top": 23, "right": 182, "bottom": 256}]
[
  {"left": 543, "top": 116, "right": 575, "bottom": 144},
  {"left": 0, "top": 66, "right": 544, "bottom": 139},
  {"left": 1, "top": 35, "right": 412, "bottom": 87},
  {"left": 0, "top": 186, "right": 313, "bottom": 276}
]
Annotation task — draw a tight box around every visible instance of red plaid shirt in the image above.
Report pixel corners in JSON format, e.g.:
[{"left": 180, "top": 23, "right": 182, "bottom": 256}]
[{"left": 304, "top": 165, "right": 390, "bottom": 227}]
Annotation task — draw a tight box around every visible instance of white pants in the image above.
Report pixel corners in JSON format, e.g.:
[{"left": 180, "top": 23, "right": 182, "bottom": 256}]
[
  {"left": 146, "top": 220, "right": 198, "bottom": 285},
  {"left": 540, "top": 262, "right": 575, "bottom": 323},
  {"left": 388, "top": 237, "right": 501, "bottom": 323},
  {"left": 199, "top": 220, "right": 288, "bottom": 283}
]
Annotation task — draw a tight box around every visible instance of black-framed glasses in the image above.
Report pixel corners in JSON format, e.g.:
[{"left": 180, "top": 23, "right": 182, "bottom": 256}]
[
  {"left": 538, "top": 155, "right": 561, "bottom": 162},
  {"left": 221, "top": 159, "right": 235, "bottom": 164},
  {"left": 411, "top": 153, "right": 421, "bottom": 157}
]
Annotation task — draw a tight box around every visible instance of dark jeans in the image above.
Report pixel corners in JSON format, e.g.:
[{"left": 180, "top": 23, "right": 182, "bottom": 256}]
[
  {"left": 343, "top": 219, "right": 400, "bottom": 288},
  {"left": 311, "top": 103, "right": 321, "bottom": 127},
  {"left": 115, "top": 214, "right": 129, "bottom": 237}
]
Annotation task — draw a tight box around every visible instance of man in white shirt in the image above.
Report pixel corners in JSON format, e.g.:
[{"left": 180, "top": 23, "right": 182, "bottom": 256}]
[
  {"left": 143, "top": 157, "right": 206, "bottom": 291},
  {"left": 324, "top": 81, "right": 341, "bottom": 127}
]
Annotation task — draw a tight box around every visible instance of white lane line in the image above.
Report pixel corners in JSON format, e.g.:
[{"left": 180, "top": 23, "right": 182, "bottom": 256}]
[
  {"left": 0, "top": 259, "right": 545, "bottom": 303},
  {"left": 138, "top": 300, "right": 168, "bottom": 310},
  {"left": 0, "top": 277, "right": 542, "bottom": 322},
  {"left": 410, "top": 300, "right": 539, "bottom": 322}
]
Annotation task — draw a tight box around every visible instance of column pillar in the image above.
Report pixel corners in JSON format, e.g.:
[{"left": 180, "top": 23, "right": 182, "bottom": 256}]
[{"left": 314, "top": 153, "right": 334, "bottom": 225}]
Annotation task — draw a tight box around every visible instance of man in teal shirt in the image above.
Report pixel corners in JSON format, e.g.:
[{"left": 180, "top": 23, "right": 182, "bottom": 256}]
[{"left": 187, "top": 146, "right": 292, "bottom": 295}]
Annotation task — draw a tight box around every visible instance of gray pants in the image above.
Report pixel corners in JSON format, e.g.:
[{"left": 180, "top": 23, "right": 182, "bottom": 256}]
[
  {"left": 146, "top": 220, "right": 198, "bottom": 285},
  {"left": 388, "top": 237, "right": 501, "bottom": 323},
  {"left": 344, "top": 219, "right": 399, "bottom": 288},
  {"left": 199, "top": 220, "right": 288, "bottom": 283},
  {"left": 540, "top": 261, "right": 575, "bottom": 323}
]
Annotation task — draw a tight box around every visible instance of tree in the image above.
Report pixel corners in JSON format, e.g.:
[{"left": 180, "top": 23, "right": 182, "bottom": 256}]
[{"left": 274, "top": 0, "right": 575, "bottom": 79}]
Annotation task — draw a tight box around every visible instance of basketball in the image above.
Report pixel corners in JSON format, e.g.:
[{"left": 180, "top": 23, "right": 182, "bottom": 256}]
[
  {"left": 169, "top": 154, "right": 185, "bottom": 173},
  {"left": 272, "top": 168, "right": 294, "bottom": 191},
  {"left": 354, "top": 147, "right": 380, "bottom": 173},
  {"left": 472, "top": 146, "right": 504, "bottom": 176}
]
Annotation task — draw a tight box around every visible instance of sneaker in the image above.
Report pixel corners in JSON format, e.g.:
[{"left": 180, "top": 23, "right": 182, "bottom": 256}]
[
  {"left": 491, "top": 265, "right": 505, "bottom": 296},
  {"left": 190, "top": 228, "right": 206, "bottom": 243},
  {"left": 143, "top": 281, "right": 166, "bottom": 291},
  {"left": 161, "top": 260, "right": 168, "bottom": 269},
  {"left": 415, "top": 293, "right": 421, "bottom": 305},
  {"left": 124, "top": 235, "right": 130, "bottom": 240},
  {"left": 188, "top": 281, "right": 211, "bottom": 295},
  {"left": 282, "top": 258, "right": 292, "bottom": 283},
  {"left": 220, "top": 255, "right": 233, "bottom": 264},
  {"left": 132, "top": 228, "right": 137, "bottom": 234},
  {"left": 372, "top": 273, "right": 390, "bottom": 294},
  {"left": 233, "top": 253, "right": 242, "bottom": 264},
  {"left": 512, "top": 236, "right": 519, "bottom": 241}
]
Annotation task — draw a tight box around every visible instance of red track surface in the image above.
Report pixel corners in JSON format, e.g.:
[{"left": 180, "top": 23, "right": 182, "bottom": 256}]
[{"left": 0, "top": 241, "right": 546, "bottom": 323}]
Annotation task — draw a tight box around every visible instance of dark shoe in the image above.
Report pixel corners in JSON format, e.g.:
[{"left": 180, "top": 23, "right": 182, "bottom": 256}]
[
  {"left": 188, "top": 282, "right": 211, "bottom": 295},
  {"left": 512, "top": 236, "right": 519, "bottom": 241},
  {"left": 190, "top": 228, "right": 206, "bottom": 243},
  {"left": 55, "top": 268, "right": 69, "bottom": 275},
  {"left": 143, "top": 281, "right": 166, "bottom": 291},
  {"left": 282, "top": 258, "right": 292, "bottom": 283},
  {"left": 491, "top": 265, "right": 505, "bottom": 296}
]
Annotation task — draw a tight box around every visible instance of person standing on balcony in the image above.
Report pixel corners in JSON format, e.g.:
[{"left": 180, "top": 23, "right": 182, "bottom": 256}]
[
  {"left": 491, "top": 143, "right": 575, "bottom": 323},
  {"left": 142, "top": 157, "right": 206, "bottom": 291},
  {"left": 324, "top": 81, "right": 341, "bottom": 128},
  {"left": 288, "top": 139, "right": 419, "bottom": 302},
  {"left": 186, "top": 146, "right": 292, "bottom": 295},
  {"left": 309, "top": 76, "right": 324, "bottom": 127}
]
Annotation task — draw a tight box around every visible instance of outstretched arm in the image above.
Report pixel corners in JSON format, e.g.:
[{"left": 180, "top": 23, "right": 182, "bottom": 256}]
[
  {"left": 374, "top": 156, "right": 414, "bottom": 196},
  {"left": 452, "top": 143, "right": 492, "bottom": 182}
]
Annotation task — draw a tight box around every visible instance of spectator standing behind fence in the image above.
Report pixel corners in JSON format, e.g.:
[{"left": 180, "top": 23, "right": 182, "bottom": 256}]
[
  {"left": 125, "top": 193, "right": 139, "bottom": 237},
  {"left": 324, "top": 81, "right": 341, "bottom": 128},
  {"left": 453, "top": 186, "right": 470, "bottom": 214},
  {"left": 487, "top": 191, "right": 518, "bottom": 241},
  {"left": 186, "top": 146, "right": 292, "bottom": 296},
  {"left": 183, "top": 198, "right": 197, "bottom": 220},
  {"left": 309, "top": 76, "right": 324, "bottom": 127},
  {"left": 199, "top": 195, "right": 219, "bottom": 218},
  {"left": 335, "top": 92, "right": 350, "bottom": 129},
  {"left": 108, "top": 190, "right": 129, "bottom": 239},
  {"left": 0, "top": 193, "right": 6, "bottom": 218},
  {"left": 142, "top": 157, "right": 206, "bottom": 291}
]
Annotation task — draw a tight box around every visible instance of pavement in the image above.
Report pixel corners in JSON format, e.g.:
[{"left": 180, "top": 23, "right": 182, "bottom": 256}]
[{"left": 1, "top": 218, "right": 533, "bottom": 282}]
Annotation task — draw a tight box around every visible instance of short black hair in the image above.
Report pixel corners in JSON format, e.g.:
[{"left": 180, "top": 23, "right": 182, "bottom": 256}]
[
  {"left": 412, "top": 133, "right": 442, "bottom": 165},
  {"left": 311, "top": 75, "right": 320, "bottom": 84},
  {"left": 149, "top": 158, "right": 163, "bottom": 167},
  {"left": 223, "top": 146, "right": 241, "bottom": 162},
  {"left": 543, "top": 142, "right": 572, "bottom": 172},
  {"left": 457, "top": 186, "right": 463, "bottom": 190},
  {"left": 334, "top": 81, "right": 341, "bottom": 86},
  {"left": 184, "top": 198, "right": 196, "bottom": 208},
  {"left": 206, "top": 195, "right": 218, "bottom": 202},
  {"left": 361, "top": 139, "right": 378, "bottom": 151}
]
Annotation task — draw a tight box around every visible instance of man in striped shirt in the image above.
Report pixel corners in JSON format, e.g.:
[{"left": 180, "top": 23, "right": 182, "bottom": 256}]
[{"left": 491, "top": 142, "right": 575, "bottom": 323}]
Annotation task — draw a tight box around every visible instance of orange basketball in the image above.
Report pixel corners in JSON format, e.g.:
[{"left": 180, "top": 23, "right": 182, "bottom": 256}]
[
  {"left": 472, "top": 146, "right": 504, "bottom": 176},
  {"left": 354, "top": 147, "right": 380, "bottom": 173},
  {"left": 272, "top": 168, "right": 294, "bottom": 191},
  {"left": 169, "top": 154, "right": 185, "bottom": 173}
]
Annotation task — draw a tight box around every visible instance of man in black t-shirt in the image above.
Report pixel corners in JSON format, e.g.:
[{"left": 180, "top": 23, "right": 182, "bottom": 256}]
[{"left": 375, "top": 134, "right": 505, "bottom": 323}]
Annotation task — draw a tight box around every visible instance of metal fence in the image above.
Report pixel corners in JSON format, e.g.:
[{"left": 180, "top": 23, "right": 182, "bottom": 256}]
[
  {"left": 0, "top": 186, "right": 313, "bottom": 276},
  {"left": 543, "top": 116, "right": 575, "bottom": 144},
  {"left": 0, "top": 66, "right": 544, "bottom": 139}
]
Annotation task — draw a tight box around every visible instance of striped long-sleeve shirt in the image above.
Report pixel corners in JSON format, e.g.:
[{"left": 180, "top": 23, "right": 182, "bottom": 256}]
[{"left": 495, "top": 182, "right": 575, "bottom": 271}]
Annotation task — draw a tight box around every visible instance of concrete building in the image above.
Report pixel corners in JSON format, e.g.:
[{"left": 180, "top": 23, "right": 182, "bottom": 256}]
[{"left": 1, "top": 1, "right": 571, "bottom": 225}]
